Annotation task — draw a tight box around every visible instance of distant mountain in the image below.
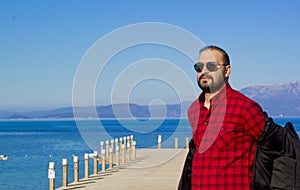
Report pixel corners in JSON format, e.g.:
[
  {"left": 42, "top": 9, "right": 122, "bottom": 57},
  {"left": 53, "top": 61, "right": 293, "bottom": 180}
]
[
  {"left": 97, "top": 104, "right": 150, "bottom": 118},
  {"left": 0, "top": 111, "right": 14, "bottom": 118},
  {"left": 96, "top": 103, "right": 189, "bottom": 118},
  {"left": 240, "top": 80, "right": 300, "bottom": 116},
  {"left": 1, "top": 80, "right": 299, "bottom": 119},
  {"left": 0, "top": 103, "right": 190, "bottom": 119},
  {"left": 4, "top": 114, "right": 30, "bottom": 119}
]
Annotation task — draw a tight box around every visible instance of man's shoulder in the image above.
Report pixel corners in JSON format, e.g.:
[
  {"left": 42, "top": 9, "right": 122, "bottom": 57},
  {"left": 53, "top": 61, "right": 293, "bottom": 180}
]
[
  {"left": 187, "top": 99, "right": 200, "bottom": 112},
  {"left": 229, "top": 87, "right": 258, "bottom": 104},
  {"left": 227, "top": 88, "right": 264, "bottom": 114}
]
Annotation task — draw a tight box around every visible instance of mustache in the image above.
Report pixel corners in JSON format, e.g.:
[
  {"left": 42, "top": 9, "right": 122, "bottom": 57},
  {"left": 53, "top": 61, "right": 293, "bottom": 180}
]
[{"left": 199, "top": 72, "right": 212, "bottom": 79}]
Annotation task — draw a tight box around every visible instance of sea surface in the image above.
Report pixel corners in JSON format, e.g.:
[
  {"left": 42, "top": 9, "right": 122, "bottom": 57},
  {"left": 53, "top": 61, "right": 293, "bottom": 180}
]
[{"left": 0, "top": 117, "right": 299, "bottom": 190}]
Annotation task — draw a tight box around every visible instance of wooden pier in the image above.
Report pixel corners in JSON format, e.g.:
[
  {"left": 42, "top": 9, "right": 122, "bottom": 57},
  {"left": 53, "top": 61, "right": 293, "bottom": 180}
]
[
  {"left": 56, "top": 148, "right": 187, "bottom": 190},
  {"left": 48, "top": 136, "right": 189, "bottom": 190}
]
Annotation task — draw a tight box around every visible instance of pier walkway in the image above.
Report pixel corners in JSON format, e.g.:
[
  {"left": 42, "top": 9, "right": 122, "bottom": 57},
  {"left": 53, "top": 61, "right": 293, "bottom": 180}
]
[{"left": 56, "top": 148, "right": 187, "bottom": 190}]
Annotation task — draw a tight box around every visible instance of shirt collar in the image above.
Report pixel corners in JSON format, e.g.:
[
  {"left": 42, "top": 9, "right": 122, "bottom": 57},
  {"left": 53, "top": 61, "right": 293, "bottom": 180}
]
[{"left": 198, "top": 83, "right": 232, "bottom": 107}]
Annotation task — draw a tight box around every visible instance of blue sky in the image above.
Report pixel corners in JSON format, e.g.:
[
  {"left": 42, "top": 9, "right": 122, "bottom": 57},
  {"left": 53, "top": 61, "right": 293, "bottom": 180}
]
[{"left": 1, "top": 0, "right": 299, "bottom": 111}]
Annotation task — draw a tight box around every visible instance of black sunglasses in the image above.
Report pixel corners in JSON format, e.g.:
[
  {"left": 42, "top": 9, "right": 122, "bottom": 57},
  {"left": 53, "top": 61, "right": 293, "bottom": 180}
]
[{"left": 194, "top": 62, "right": 227, "bottom": 72}]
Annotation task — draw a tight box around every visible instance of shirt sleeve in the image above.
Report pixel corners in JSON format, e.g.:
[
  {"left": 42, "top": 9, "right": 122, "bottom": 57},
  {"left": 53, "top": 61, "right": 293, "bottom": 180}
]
[{"left": 243, "top": 101, "right": 265, "bottom": 141}]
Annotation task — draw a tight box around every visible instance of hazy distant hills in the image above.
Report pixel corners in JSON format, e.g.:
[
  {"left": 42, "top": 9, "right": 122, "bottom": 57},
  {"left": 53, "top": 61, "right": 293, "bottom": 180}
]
[
  {"left": 0, "top": 81, "right": 299, "bottom": 119},
  {"left": 240, "top": 80, "right": 300, "bottom": 116},
  {"left": 0, "top": 103, "right": 190, "bottom": 119}
]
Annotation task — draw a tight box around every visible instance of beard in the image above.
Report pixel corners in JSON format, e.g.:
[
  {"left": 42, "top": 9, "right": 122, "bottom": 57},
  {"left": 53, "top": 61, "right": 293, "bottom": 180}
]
[{"left": 197, "top": 74, "right": 226, "bottom": 94}]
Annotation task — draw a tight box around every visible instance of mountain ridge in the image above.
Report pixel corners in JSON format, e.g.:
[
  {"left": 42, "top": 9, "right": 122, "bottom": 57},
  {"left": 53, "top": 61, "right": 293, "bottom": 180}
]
[
  {"left": 240, "top": 80, "right": 300, "bottom": 116},
  {"left": 1, "top": 81, "right": 299, "bottom": 119}
]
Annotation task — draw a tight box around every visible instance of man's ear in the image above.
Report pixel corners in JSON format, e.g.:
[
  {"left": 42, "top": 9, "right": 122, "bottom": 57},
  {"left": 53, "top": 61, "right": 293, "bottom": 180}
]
[{"left": 225, "top": 65, "right": 231, "bottom": 78}]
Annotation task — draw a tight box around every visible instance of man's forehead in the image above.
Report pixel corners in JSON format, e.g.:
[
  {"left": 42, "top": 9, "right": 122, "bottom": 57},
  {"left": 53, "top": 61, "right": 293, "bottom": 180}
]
[{"left": 199, "top": 49, "right": 222, "bottom": 61}]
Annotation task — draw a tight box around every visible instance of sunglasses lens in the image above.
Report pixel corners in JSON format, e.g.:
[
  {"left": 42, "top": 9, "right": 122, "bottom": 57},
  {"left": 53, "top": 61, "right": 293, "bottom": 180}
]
[
  {"left": 206, "top": 62, "right": 218, "bottom": 72},
  {"left": 194, "top": 62, "right": 221, "bottom": 72},
  {"left": 194, "top": 63, "right": 203, "bottom": 72}
]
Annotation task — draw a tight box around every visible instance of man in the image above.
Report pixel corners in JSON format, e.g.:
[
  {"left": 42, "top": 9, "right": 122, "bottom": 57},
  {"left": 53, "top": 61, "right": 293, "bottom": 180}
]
[{"left": 187, "top": 46, "right": 265, "bottom": 190}]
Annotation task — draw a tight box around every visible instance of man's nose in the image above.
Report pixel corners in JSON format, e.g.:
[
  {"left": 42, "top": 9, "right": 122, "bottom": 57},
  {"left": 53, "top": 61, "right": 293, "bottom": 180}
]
[{"left": 201, "top": 64, "right": 209, "bottom": 73}]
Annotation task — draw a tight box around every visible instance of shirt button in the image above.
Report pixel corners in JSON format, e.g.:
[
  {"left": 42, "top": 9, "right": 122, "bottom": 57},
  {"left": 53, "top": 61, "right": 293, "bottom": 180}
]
[
  {"left": 198, "top": 183, "right": 201, "bottom": 187},
  {"left": 204, "top": 122, "right": 207, "bottom": 125},
  {"left": 221, "top": 127, "right": 225, "bottom": 130}
]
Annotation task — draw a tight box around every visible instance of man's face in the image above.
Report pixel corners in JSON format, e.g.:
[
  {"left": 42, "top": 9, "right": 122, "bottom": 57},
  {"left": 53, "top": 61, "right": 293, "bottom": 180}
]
[{"left": 197, "top": 49, "right": 230, "bottom": 93}]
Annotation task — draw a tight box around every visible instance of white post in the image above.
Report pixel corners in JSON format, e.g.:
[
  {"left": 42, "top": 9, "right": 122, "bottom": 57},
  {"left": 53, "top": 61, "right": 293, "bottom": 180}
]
[
  {"left": 130, "top": 135, "right": 134, "bottom": 142},
  {"left": 127, "top": 142, "right": 131, "bottom": 161},
  {"left": 115, "top": 138, "right": 118, "bottom": 152},
  {"left": 186, "top": 137, "right": 189, "bottom": 150},
  {"left": 130, "top": 135, "right": 134, "bottom": 149},
  {"left": 84, "top": 153, "right": 89, "bottom": 178},
  {"left": 101, "top": 149, "right": 106, "bottom": 172},
  {"left": 127, "top": 136, "right": 130, "bottom": 149},
  {"left": 73, "top": 156, "right": 79, "bottom": 183},
  {"left": 132, "top": 141, "right": 136, "bottom": 160},
  {"left": 123, "top": 137, "right": 127, "bottom": 151},
  {"left": 175, "top": 137, "right": 178, "bottom": 149},
  {"left": 109, "top": 147, "right": 113, "bottom": 169},
  {"left": 93, "top": 151, "right": 98, "bottom": 175},
  {"left": 119, "top": 137, "right": 123, "bottom": 153},
  {"left": 62, "top": 159, "right": 68, "bottom": 187},
  {"left": 105, "top": 140, "right": 109, "bottom": 160},
  {"left": 121, "top": 144, "right": 125, "bottom": 163},
  {"left": 115, "top": 146, "right": 120, "bottom": 166},
  {"left": 48, "top": 162, "right": 55, "bottom": 190},
  {"left": 110, "top": 139, "right": 114, "bottom": 154},
  {"left": 158, "top": 135, "right": 162, "bottom": 149},
  {"left": 100, "top": 141, "right": 104, "bottom": 155}
]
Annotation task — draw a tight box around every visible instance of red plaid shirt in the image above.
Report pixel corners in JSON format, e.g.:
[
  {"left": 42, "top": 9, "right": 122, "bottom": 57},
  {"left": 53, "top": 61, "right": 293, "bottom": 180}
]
[{"left": 188, "top": 83, "right": 265, "bottom": 190}]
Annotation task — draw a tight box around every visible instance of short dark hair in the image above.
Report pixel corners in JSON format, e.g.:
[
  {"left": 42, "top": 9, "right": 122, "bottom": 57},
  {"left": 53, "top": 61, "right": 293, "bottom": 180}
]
[{"left": 199, "top": 45, "right": 230, "bottom": 65}]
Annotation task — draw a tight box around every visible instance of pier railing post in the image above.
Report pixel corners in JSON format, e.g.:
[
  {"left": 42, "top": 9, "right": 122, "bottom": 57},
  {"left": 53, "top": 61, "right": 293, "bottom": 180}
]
[
  {"left": 186, "top": 137, "right": 189, "bottom": 150},
  {"left": 73, "top": 156, "right": 79, "bottom": 183},
  {"left": 62, "top": 159, "right": 68, "bottom": 187},
  {"left": 101, "top": 149, "right": 106, "bottom": 172},
  {"left": 93, "top": 151, "right": 98, "bottom": 175},
  {"left": 105, "top": 141, "right": 109, "bottom": 160},
  {"left": 84, "top": 153, "right": 89, "bottom": 179},
  {"left": 121, "top": 144, "right": 125, "bottom": 163},
  {"left": 123, "top": 137, "right": 127, "bottom": 151},
  {"left": 100, "top": 141, "right": 104, "bottom": 156},
  {"left": 132, "top": 141, "right": 136, "bottom": 160},
  {"left": 115, "top": 146, "right": 120, "bottom": 166},
  {"left": 115, "top": 138, "right": 118, "bottom": 152},
  {"left": 130, "top": 135, "right": 134, "bottom": 148},
  {"left": 158, "top": 135, "right": 162, "bottom": 149},
  {"left": 127, "top": 136, "right": 130, "bottom": 149},
  {"left": 127, "top": 142, "right": 131, "bottom": 161},
  {"left": 110, "top": 139, "right": 114, "bottom": 153},
  {"left": 109, "top": 147, "right": 113, "bottom": 169},
  {"left": 48, "top": 162, "right": 55, "bottom": 190},
  {"left": 175, "top": 137, "right": 178, "bottom": 149},
  {"left": 119, "top": 138, "right": 123, "bottom": 153}
]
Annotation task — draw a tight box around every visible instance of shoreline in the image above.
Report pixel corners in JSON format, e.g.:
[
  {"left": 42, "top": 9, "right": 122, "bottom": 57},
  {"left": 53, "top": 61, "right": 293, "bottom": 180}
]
[
  {"left": 0, "top": 117, "right": 189, "bottom": 122},
  {"left": 1, "top": 115, "right": 300, "bottom": 122}
]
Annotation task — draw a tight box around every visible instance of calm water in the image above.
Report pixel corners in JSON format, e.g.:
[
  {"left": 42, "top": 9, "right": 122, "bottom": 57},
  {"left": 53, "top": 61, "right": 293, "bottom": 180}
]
[
  {"left": 0, "top": 118, "right": 191, "bottom": 189},
  {"left": 0, "top": 117, "right": 299, "bottom": 190}
]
